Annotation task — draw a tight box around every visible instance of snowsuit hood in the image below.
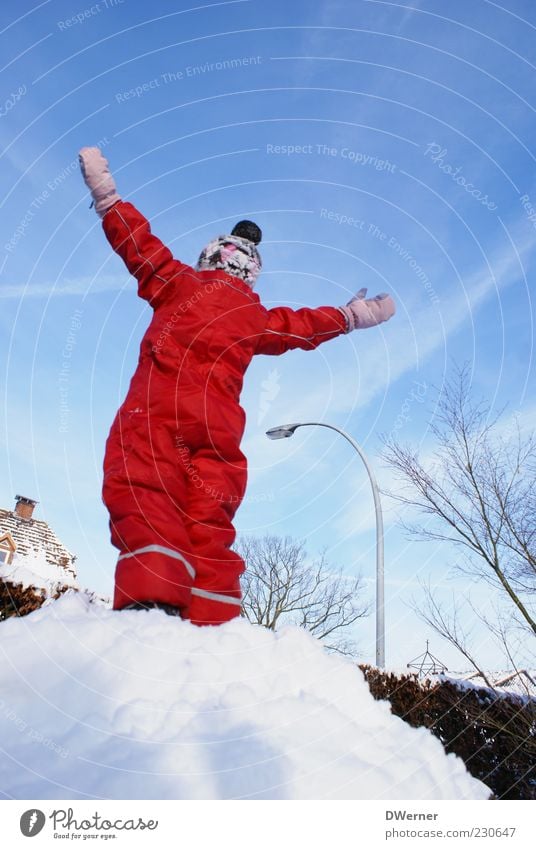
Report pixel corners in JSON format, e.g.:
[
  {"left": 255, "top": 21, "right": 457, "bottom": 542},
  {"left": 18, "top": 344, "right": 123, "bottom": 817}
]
[{"left": 196, "top": 234, "right": 262, "bottom": 288}]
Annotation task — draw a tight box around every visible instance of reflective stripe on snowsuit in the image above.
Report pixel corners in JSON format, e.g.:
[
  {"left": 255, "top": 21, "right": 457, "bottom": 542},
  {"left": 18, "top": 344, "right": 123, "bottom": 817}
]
[{"left": 101, "top": 201, "right": 346, "bottom": 625}]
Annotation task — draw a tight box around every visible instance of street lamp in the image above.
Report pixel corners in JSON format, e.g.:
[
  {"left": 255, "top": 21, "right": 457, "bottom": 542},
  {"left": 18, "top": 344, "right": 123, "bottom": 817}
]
[{"left": 266, "top": 421, "right": 385, "bottom": 668}]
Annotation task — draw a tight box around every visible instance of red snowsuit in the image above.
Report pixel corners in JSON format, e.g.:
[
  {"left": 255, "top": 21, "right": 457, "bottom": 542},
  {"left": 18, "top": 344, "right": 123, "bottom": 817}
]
[{"left": 102, "top": 201, "right": 347, "bottom": 625}]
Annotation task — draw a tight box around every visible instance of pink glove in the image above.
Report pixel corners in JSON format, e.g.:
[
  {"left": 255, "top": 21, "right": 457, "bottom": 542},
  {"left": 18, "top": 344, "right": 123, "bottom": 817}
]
[
  {"left": 338, "top": 288, "right": 396, "bottom": 331},
  {"left": 79, "top": 147, "right": 121, "bottom": 218}
]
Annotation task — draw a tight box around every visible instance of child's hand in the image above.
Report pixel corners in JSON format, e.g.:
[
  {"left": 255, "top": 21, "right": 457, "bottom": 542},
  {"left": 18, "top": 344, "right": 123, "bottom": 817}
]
[
  {"left": 339, "top": 289, "right": 396, "bottom": 331},
  {"left": 79, "top": 147, "right": 121, "bottom": 217}
]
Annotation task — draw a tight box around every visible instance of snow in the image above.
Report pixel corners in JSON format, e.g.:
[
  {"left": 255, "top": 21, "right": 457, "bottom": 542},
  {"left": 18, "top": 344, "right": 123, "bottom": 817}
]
[
  {"left": 0, "top": 549, "right": 110, "bottom": 608},
  {"left": 442, "top": 672, "right": 536, "bottom": 701},
  {"left": 367, "top": 663, "right": 536, "bottom": 701},
  {"left": 0, "top": 593, "right": 490, "bottom": 800},
  {"left": 0, "top": 548, "right": 78, "bottom": 595}
]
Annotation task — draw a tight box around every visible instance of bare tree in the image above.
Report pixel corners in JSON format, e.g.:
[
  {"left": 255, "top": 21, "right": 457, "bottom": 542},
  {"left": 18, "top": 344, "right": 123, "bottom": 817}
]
[
  {"left": 236, "top": 535, "right": 370, "bottom": 656},
  {"left": 382, "top": 366, "right": 536, "bottom": 672}
]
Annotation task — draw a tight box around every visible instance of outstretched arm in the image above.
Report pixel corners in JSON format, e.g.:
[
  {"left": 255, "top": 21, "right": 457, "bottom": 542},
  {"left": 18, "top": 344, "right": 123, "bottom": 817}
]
[
  {"left": 255, "top": 304, "right": 347, "bottom": 355},
  {"left": 79, "top": 147, "right": 188, "bottom": 306},
  {"left": 255, "top": 289, "right": 396, "bottom": 356}
]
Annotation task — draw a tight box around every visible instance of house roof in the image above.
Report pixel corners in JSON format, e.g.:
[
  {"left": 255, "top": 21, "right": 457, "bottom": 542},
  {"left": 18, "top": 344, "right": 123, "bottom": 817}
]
[
  {"left": 0, "top": 508, "right": 76, "bottom": 579},
  {"left": 0, "top": 531, "right": 16, "bottom": 552}
]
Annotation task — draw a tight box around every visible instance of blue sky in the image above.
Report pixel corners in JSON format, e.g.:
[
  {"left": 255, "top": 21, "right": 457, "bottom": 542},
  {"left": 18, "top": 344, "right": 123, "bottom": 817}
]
[{"left": 1, "top": 0, "right": 535, "bottom": 670}]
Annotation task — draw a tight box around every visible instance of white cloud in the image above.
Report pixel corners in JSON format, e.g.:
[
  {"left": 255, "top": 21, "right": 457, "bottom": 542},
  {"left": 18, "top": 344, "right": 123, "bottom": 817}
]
[
  {"left": 246, "top": 213, "right": 536, "bottom": 546},
  {"left": 0, "top": 274, "right": 126, "bottom": 299},
  {"left": 260, "top": 212, "right": 536, "bottom": 425}
]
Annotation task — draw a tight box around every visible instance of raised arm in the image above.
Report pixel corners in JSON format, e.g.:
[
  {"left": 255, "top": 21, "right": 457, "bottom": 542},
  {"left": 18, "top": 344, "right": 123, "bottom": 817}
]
[
  {"left": 102, "top": 201, "right": 188, "bottom": 305},
  {"left": 255, "top": 288, "right": 396, "bottom": 356},
  {"left": 79, "top": 147, "right": 188, "bottom": 305}
]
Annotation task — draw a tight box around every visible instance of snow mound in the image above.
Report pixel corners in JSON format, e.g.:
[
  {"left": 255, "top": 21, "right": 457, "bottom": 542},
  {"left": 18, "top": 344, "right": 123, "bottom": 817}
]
[{"left": 0, "top": 594, "right": 490, "bottom": 800}]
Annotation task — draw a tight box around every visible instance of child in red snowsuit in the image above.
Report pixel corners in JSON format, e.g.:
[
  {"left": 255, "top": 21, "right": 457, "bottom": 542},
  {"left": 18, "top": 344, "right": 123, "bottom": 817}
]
[{"left": 79, "top": 147, "right": 395, "bottom": 625}]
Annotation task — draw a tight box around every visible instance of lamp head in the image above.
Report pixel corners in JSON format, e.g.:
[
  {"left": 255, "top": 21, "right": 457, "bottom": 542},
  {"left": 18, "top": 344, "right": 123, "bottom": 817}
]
[{"left": 265, "top": 424, "right": 301, "bottom": 440}]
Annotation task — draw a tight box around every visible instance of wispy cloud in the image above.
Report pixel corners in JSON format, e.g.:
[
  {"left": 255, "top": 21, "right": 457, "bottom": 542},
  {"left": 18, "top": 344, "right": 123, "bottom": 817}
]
[
  {"left": 276, "top": 212, "right": 536, "bottom": 420},
  {"left": 0, "top": 274, "right": 126, "bottom": 299},
  {"left": 245, "top": 209, "right": 536, "bottom": 515},
  {"left": 333, "top": 374, "right": 536, "bottom": 544}
]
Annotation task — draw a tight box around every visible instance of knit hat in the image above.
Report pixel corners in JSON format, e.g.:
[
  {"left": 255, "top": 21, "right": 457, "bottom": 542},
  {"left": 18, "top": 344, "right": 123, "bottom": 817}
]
[
  {"left": 196, "top": 220, "right": 262, "bottom": 288},
  {"left": 231, "top": 220, "right": 262, "bottom": 244}
]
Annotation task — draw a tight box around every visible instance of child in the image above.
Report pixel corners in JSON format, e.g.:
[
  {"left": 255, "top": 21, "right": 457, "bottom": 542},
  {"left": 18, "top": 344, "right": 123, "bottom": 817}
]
[{"left": 79, "top": 147, "right": 395, "bottom": 625}]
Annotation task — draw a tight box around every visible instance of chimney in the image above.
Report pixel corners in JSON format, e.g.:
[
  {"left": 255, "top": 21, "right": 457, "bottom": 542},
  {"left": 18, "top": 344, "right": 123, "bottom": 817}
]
[{"left": 14, "top": 495, "right": 38, "bottom": 520}]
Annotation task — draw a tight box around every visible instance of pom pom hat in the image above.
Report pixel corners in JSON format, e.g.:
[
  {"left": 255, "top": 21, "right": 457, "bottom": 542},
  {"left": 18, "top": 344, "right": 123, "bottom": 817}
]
[
  {"left": 196, "top": 220, "right": 262, "bottom": 288},
  {"left": 231, "top": 219, "right": 262, "bottom": 244}
]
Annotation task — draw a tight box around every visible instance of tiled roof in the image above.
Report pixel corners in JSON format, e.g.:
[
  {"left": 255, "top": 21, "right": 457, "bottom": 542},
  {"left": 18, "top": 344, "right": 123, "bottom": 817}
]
[{"left": 0, "top": 509, "right": 76, "bottom": 580}]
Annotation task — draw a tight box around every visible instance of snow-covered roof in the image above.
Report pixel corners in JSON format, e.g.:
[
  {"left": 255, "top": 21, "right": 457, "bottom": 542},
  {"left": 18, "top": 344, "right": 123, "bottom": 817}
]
[
  {"left": 0, "top": 548, "right": 79, "bottom": 596},
  {"left": 0, "top": 507, "right": 76, "bottom": 579}
]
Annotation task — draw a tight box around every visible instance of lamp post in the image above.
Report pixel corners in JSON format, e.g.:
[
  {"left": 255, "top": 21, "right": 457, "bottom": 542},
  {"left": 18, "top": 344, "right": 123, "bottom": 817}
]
[{"left": 266, "top": 422, "right": 385, "bottom": 668}]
